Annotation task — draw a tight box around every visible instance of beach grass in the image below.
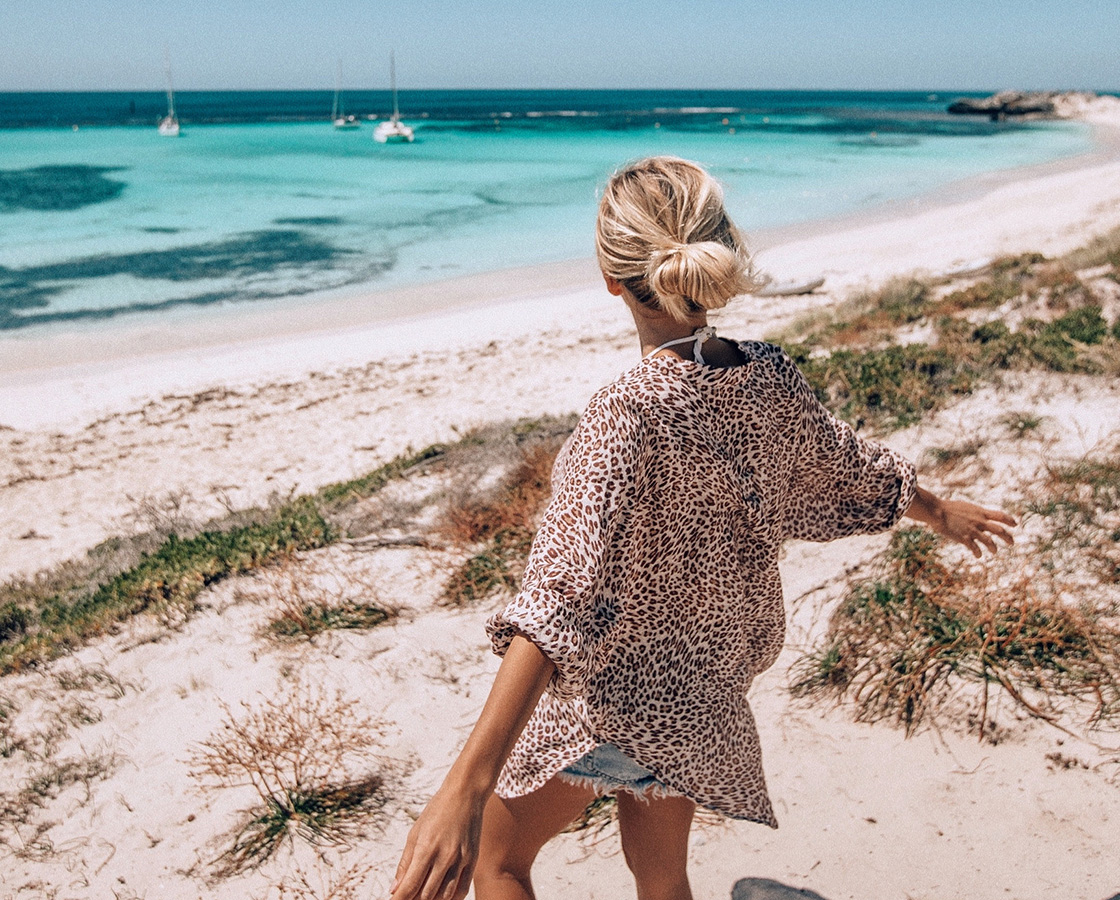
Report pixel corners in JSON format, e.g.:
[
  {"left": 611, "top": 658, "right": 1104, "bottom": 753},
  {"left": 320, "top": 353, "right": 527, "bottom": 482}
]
[
  {"left": 440, "top": 435, "right": 566, "bottom": 606},
  {"left": 792, "top": 441, "right": 1120, "bottom": 740},
  {"left": 781, "top": 242, "right": 1120, "bottom": 430},
  {"left": 0, "top": 446, "right": 453, "bottom": 673},
  {"left": 0, "top": 421, "right": 571, "bottom": 674},
  {"left": 257, "top": 559, "right": 394, "bottom": 642},
  {"left": 0, "top": 498, "right": 334, "bottom": 673}
]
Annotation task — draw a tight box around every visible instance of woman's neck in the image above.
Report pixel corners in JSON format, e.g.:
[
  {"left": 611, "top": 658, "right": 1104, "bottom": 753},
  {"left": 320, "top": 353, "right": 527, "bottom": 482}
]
[{"left": 630, "top": 308, "right": 708, "bottom": 359}]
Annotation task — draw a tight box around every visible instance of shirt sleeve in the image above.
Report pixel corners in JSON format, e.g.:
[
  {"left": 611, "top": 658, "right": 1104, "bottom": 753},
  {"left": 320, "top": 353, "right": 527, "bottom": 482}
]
[
  {"left": 486, "top": 386, "right": 643, "bottom": 701},
  {"left": 770, "top": 346, "right": 917, "bottom": 542}
]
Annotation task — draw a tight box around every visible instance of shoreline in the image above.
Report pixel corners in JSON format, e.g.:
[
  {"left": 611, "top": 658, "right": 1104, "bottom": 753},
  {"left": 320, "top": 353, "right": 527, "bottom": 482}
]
[
  {"left": 5, "top": 99, "right": 1120, "bottom": 900},
  {"left": 4, "top": 122, "right": 1120, "bottom": 432}
]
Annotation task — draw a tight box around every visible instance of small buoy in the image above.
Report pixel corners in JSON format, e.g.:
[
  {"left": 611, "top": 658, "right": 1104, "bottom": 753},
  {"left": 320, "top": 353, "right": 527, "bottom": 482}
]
[
  {"left": 72, "top": 124, "right": 79, "bottom": 131},
  {"left": 721, "top": 117, "right": 729, "bottom": 125},
  {"left": 728, "top": 127, "right": 735, "bottom": 135}
]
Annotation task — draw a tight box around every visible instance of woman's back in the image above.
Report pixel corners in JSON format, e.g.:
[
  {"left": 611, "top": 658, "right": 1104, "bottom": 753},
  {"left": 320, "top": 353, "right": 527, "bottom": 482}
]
[{"left": 488, "top": 338, "right": 917, "bottom": 823}]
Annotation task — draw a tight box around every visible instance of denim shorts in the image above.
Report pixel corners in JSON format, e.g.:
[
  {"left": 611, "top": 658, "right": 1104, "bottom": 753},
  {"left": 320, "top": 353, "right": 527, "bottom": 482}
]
[{"left": 558, "top": 743, "right": 677, "bottom": 800}]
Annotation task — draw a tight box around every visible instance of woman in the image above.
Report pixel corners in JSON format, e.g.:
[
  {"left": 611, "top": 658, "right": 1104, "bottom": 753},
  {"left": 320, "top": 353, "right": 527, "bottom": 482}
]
[{"left": 391, "top": 157, "right": 1014, "bottom": 900}]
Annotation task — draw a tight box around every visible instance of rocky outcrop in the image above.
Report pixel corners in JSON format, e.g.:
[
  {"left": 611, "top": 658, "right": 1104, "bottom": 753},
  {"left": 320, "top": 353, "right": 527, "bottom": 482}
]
[{"left": 947, "top": 90, "right": 1119, "bottom": 122}]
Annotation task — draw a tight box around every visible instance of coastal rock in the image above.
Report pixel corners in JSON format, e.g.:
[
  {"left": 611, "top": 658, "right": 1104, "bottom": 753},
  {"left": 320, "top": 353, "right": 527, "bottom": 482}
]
[
  {"left": 948, "top": 90, "right": 1059, "bottom": 120},
  {"left": 731, "top": 878, "right": 832, "bottom": 900},
  {"left": 947, "top": 90, "right": 1120, "bottom": 123}
]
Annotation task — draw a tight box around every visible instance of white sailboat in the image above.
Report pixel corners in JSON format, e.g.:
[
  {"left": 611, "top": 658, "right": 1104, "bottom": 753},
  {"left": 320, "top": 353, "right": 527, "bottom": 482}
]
[
  {"left": 373, "top": 52, "right": 414, "bottom": 143},
  {"left": 158, "top": 50, "right": 180, "bottom": 137},
  {"left": 332, "top": 60, "right": 361, "bottom": 129}
]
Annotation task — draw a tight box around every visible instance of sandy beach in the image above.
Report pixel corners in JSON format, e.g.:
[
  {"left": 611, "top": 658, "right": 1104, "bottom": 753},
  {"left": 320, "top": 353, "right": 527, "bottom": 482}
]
[{"left": 3, "top": 121, "right": 1120, "bottom": 900}]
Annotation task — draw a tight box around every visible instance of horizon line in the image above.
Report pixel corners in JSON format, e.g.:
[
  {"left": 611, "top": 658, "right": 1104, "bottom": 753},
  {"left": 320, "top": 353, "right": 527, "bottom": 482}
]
[{"left": 3, "top": 86, "right": 1118, "bottom": 95}]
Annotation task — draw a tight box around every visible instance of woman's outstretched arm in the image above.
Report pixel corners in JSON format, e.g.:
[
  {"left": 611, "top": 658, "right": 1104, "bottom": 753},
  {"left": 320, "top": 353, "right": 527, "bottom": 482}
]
[
  {"left": 904, "top": 484, "right": 1016, "bottom": 556},
  {"left": 391, "top": 634, "right": 555, "bottom": 900}
]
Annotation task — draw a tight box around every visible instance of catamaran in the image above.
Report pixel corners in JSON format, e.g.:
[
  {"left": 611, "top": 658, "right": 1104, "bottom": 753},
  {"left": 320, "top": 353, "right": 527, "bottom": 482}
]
[{"left": 373, "top": 52, "right": 414, "bottom": 143}]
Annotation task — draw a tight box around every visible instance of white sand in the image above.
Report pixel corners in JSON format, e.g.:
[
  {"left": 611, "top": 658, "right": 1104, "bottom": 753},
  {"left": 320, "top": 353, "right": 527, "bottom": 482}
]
[{"left": 2, "top": 126, "right": 1120, "bottom": 900}]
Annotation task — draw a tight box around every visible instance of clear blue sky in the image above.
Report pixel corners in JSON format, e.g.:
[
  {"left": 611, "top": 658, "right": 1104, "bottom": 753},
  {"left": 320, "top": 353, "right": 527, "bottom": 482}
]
[{"left": 3, "top": 0, "right": 1116, "bottom": 92}]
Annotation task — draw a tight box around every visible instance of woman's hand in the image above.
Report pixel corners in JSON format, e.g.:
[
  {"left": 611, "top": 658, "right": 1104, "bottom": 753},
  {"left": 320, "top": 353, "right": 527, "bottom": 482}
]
[
  {"left": 905, "top": 486, "right": 1016, "bottom": 557},
  {"left": 391, "top": 785, "right": 486, "bottom": 900},
  {"left": 390, "top": 636, "right": 557, "bottom": 900}
]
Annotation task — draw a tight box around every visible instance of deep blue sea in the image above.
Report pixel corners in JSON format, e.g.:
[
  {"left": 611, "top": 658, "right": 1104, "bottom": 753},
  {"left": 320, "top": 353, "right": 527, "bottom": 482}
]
[{"left": 0, "top": 90, "right": 1096, "bottom": 333}]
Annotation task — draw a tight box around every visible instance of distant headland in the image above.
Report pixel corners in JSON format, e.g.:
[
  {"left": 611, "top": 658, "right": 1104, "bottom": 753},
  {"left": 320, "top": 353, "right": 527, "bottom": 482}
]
[{"left": 948, "top": 90, "right": 1120, "bottom": 123}]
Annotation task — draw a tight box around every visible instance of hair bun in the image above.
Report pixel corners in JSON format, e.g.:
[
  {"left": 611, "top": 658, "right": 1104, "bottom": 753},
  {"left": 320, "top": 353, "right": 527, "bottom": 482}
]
[
  {"left": 648, "top": 240, "right": 750, "bottom": 318},
  {"left": 596, "top": 156, "right": 763, "bottom": 322}
]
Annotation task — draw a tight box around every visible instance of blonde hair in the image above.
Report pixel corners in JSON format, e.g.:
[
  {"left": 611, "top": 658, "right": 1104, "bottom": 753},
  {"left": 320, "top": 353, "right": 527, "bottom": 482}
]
[{"left": 595, "top": 156, "right": 760, "bottom": 322}]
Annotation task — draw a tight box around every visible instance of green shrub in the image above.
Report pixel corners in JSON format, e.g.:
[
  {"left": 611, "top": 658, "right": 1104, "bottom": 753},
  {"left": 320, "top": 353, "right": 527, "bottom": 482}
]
[
  {"left": 792, "top": 528, "right": 1120, "bottom": 737},
  {"left": 1, "top": 498, "right": 332, "bottom": 672},
  {"left": 1049, "top": 305, "right": 1107, "bottom": 345},
  {"left": 796, "top": 344, "right": 976, "bottom": 430},
  {"left": 0, "top": 603, "right": 29, "bottom": 643},
  {"left": 319, "top": 444, "right": 446, "bottom": 505}
]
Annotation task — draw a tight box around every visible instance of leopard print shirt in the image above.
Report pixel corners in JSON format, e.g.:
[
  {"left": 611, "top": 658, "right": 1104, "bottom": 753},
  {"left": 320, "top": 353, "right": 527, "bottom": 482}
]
[{"left": 486, "top": 341, "right": 917, "bottom": 826}]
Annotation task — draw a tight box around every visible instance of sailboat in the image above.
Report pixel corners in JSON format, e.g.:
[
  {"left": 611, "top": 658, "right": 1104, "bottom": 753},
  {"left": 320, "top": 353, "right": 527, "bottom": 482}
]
[
  {"left": 332, "top": 60, "right": 361, "bottom": 129},
  {"left": 158, "top": 50, "right": 180, "bottom": 137},
  {"left": 373, "top": 52, "right": 414, "bottom": 143}
]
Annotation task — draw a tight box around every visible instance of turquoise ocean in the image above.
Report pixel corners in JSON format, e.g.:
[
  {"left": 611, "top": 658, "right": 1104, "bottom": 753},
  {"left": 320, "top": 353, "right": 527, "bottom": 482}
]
[{"left": 0, "top": 90, "right": 1097, "bottom": 334}]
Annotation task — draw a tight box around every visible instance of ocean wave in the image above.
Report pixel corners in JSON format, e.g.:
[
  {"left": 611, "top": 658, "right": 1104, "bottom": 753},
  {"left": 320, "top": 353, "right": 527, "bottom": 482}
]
[
  {"left": 650, "top": 107, "right": 741, "bottom": 114},
  {"left": 525, "top": 110, "right": 601, "bottom": 118}
]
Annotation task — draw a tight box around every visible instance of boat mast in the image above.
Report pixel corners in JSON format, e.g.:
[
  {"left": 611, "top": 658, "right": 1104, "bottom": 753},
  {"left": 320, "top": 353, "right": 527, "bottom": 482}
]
[
  {"left": 390, "top": 50, "right": 400, "bottom": 123},
  {"left": 332, "top": 59, "right": 341, "bottom": 120},
  {"left": 164, "top": 47, "right": 176, "bottom": 119}
]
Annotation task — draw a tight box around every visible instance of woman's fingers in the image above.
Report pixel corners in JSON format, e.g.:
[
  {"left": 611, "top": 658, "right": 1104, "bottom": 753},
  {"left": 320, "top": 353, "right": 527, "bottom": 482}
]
[
  {"left": 391, "top": 841, "right": 444, "bottom": 900},
  {"left": 390, "top": 855, "right": 430, "bottom": 900},
  {"left": 988, "top": 508, "right": 1018, "bottom": 527},
  {"left": 940, "top": 500, "right": 1019, "bottom": 557},
  {"left": 391, "top": 833, "right": 416, "bottom": 893},
  {"left": 392, "top": 839, "right": 474, "bottom": 900},
  {"left": 440, "top": 863, "right": 472, "bottom": 900}
]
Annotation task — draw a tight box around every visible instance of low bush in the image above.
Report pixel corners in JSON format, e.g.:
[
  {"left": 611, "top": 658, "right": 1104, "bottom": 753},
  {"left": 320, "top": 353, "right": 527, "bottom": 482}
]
[
  {"left": 794, "top": 465, "right": 1120, "bottom": 740},
  {"left": 189, "top": 682, "right": 397, "bottom": 874},
  {"left": 441, "top": 441, "right": 564, "bottom": 605}
]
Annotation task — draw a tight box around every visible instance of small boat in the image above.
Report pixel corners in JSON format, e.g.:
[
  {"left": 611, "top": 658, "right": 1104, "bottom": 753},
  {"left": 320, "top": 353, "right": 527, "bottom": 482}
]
[
  {"left": 331, "top": 61, "right": 361, "bottom": 130},
  {"left": 158, "top": 50, "right": 180, "bottom": 137},
  {"left": 753, "top": 275, "right": 825, "bottom": 297},
  {"left": 373, "top": 52, "right": 414, "bottom": 143}
]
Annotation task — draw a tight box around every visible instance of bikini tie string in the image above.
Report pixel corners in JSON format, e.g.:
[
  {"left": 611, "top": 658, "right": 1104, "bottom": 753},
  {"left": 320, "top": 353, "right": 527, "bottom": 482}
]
[{"left": 648, "top": 326, "right": 717, "bottom": 365}]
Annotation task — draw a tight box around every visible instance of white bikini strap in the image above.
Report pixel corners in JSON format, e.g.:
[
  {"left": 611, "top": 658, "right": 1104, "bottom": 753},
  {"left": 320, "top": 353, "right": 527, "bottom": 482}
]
[{"left": 649, "top": 326, "right": 717, "bottom": 364}]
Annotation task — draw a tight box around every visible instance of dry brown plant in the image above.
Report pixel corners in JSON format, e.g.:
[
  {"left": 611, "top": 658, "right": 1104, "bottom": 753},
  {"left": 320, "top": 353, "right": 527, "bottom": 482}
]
[
  {"left": 266, "top": 859, "right": 378, "bottom": 900},
  {"left": 246, "top": 558, "right": 395, "bottom": 642},
  {"left": 189, "top": 680, "right": 400, "bottom": 874},
  {"left": 793, "top": 526, "right": 1120, "bottom": 742},
  {"left": 0, "top": 748, "right": 120, "bottom": 858},
  {"left": 440, "top": 440, "right": 565, "bottom": 605},
  {"left": 562, "top": 794, "right": 726, "bottom": 846}
]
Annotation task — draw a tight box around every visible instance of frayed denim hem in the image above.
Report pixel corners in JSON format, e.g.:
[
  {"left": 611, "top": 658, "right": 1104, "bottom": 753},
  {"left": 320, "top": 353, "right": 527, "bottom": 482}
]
[
  {"left": 557, "top": 743, "right": 683, "bottom": 803},
  {"left": 556, "top": 769, "right": 683, "bottom": 803}
]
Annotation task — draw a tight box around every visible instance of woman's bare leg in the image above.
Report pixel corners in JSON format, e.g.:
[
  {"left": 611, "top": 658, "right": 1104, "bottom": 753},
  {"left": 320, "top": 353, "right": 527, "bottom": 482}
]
[
  {"left": 616, "top": 791, "right": 697, "bottom": 900},
  {"left": 473, "top": 776, "right": 599, "bottom": 900}
]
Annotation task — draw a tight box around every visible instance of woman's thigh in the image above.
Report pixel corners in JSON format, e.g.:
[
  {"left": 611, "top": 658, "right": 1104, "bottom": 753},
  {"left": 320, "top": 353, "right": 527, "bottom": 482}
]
[
  {"left": 477, "top": 776, "right": 599, "bottom": 876},
  {"left": 616, "top": 790, "right": 696, "bottom": 884}
]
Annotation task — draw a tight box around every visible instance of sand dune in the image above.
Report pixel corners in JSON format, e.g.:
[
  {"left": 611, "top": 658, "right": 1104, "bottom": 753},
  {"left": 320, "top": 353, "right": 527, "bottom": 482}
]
[{"left": 2, "top": 135, "right": 1120, "bottom": 899}]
